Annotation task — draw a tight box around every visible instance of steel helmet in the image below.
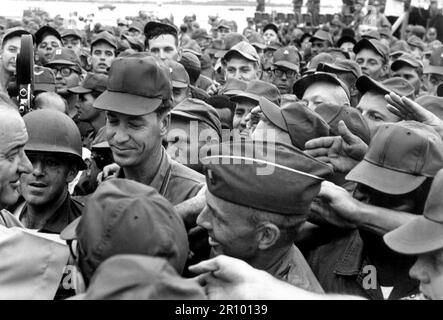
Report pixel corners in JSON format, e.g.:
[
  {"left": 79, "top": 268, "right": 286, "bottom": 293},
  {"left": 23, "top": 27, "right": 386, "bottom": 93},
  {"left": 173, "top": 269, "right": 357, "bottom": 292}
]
[{"left": 23, "top": 109, "right": 86, "bottom": 169}]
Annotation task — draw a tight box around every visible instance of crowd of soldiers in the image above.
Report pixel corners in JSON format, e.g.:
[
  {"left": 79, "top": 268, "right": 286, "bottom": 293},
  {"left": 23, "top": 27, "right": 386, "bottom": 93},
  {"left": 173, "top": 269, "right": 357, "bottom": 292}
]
[{"left": 0, "top": 0, "right": 443, "bottom": 301}]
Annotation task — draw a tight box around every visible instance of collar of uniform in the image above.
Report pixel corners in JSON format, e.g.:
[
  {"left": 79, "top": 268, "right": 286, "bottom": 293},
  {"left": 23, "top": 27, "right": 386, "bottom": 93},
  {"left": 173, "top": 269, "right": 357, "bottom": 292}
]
[
  {"left": 20, "top": 193, "right": 82, "bottom": 234},
  {"left": 117, "top": 147, "right": 171, "bottom": 196},
  {"left": 333, "top": 230, "right": 366, "bottom": 276}
]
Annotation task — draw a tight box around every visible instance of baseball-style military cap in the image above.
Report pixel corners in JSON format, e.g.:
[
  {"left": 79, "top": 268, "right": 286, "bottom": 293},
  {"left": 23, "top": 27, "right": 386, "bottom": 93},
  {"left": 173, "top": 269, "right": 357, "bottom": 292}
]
[
  {"left": 304, "top": 53, "right": 335, "bottom": 75},
  {"left": 424, "top": 45, "right": 443, "bottom": 75},
  {"left": 272, "top": 46, "right": 300, "bottom": 71},
  {"left": 263, "top": 23, "right": 279, "bottom": 35},
  {"left": 315, "top": 103, "right": 371, "bottom": 144},
  {"left": 356, "top": 75, "right": 415, "bottom": 98},
  {"left": 203, "top": 140, "right": 332, "bottom": 216},
  {"left": 310, "top": 30, "right": 333, "bottom": 44},
  {"left": 179, "top": 51, "right": 201, "bottom": 74},
  {"left": 91, "top": 31, "right": 117, "bottom": 50},
  {"left": 217, "top": 19, "right": 231, "bottom": 30},
  {"left": 60, "top": 179, "right": 189, "bottom": 276},
  {"left": 346, "top": 121, "right": 443, "bottom": 195},
  {"left": 215, "top": 33, "right": 246, "bottom": 58},
  {"left": 182, "top": 40, "right": 202, "bottom": 57},
  {"left": 60, "top": 28, "right": 82, "bottom": 40},
  {"left": 35, "top": 25, "right": 61, "bottom": 45},
  {"left": 144, "top": 21, "right": 178, "bottom": 38},
  {"left": 336, "top": 35, "right": 356, "bottom": 48},
  {"left": 384, "top": 168, "right": 443, "bottom": 255},
  {"left": 293, "top": 72, "right": 350, "bottom": 100},
  {"left": 231, "top": 80, "right": 280, "bottom": 105},
  {"left": 265, "top": 41, "right": 282, "bottom": 51},
  {"left": 391, "top": 53, "right": 424, "bottom": 73},
  {"left": 191, "top": 28, "right": 211, "bottom": 40},
  {"left": 218, "top": 78, "right": 248, "bottom": 96},
  {"left": 1, "top": 27, "right": 33, "bottom": 46},
  {"left": 353, "top": 38, "right": 389, "bottom": 62},
  {"left": 121, "top": 34, "right": 144, "bottom": 51},
  {"left": 164, "top": 60, "right": 190, "bottom": 88},
  {"left": 415, "top": 95, "right": 443, "bottom": 120},
  {"left": 317, "top": 59, "right": 362, "bottom": 79},
  {"left": 129, "top": 21, "right": 144, "bottom": 33},
  {"left": 93, "top": 56, "right": 172, "bottom": 115},
  {"left": 69, "top": 73, "right": 108, "bottom": 95},
  {"left": 171, "top": 98, "right": 222, "bottom": 138},
  {"left": 407, "top": 35, "right": 425, "bottom": 51},
  {"left": 72, "top": 255, "right": 206, "bottom": 300},
  {"left": 259, "top": 97, "right": 330, "bottom": 149},
  {"left": 45, "top": 47, "right": 82, "bottom": 73},
  {"left": 389, "top": 40, "right": 411, "bottom": 58},
  {"left": 224, "top": 40, "right": 259, "bottom": 62},
  {"left": 361, "top": 29, "right": 381, "bottom": 40},
  {"left": 248, "top": 31, "right": 266, "bottom": 50},
  {"left": 33, "top": 66, "right": 56, "bottom": 93}
]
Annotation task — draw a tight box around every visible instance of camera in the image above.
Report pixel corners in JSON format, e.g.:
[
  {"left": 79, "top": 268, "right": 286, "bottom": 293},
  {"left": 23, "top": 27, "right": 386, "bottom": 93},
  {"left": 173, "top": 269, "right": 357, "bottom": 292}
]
[{"left": 15, "top": 34, "right": 34, "bottom": 116}]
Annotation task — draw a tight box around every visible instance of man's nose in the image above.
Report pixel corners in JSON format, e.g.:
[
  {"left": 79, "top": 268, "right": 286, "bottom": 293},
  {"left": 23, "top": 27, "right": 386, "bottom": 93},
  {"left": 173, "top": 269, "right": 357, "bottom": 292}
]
[
  {"left": 196, "top": 206, "right": 212, "bottom": 230},
  {"left": 19, "top": 153, "right": 33, "bottom": 175},
  {"left": 409, "top": 257, "right": 430, "bottom": 284}
]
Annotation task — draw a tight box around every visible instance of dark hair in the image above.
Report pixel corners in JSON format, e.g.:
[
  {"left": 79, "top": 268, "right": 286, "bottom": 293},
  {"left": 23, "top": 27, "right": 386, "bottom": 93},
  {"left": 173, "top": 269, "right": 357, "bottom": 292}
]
[
  {"left": 144, "top": 25, "right": 178, "bottom": 49},
  {"left": 155, "top": 99, "right": 173, "bottom": 118}
]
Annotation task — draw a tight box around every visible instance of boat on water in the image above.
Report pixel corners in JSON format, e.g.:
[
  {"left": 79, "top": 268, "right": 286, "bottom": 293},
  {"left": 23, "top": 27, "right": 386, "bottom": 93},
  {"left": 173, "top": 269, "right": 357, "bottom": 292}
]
[{"left": 98, "top": 4, "right": 116, "bottom": 11}]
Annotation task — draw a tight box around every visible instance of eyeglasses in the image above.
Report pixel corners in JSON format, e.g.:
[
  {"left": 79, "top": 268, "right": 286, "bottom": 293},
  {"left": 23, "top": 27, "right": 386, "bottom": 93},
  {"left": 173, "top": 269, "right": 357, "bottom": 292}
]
[
  {"left": 272, "top": 68, "right": 297, "bottom": 78},
  {"left": 52, "top": 66, "right": 76, "bottom": 77}
]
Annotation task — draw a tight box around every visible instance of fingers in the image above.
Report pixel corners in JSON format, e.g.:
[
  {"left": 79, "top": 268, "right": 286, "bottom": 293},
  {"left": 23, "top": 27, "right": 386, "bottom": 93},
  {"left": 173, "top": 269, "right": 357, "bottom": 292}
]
[
  {"left": 304, "top": 147, "right": 330, "bottom": 158},
  {"left": 386, "top": 104, "right": 402, "bottom": 118},
  {"left": 304, "top": 136, "right": 335, "bottom": 150},
  {"left": 337, "top": 121, "right": 355, "bottom": 144},
  {"left": 189, "top": 258, "right": 220, "bottom": 275}
]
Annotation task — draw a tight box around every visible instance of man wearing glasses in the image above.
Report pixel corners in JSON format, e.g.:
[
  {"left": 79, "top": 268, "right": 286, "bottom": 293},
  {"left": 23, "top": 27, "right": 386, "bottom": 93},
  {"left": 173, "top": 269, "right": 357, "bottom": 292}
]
[
  {"left": 269, "top": 46, "right": 300, "bottom": 106},
  {"left": 45, "top": 48, "right": 83, "bottom": 118}
]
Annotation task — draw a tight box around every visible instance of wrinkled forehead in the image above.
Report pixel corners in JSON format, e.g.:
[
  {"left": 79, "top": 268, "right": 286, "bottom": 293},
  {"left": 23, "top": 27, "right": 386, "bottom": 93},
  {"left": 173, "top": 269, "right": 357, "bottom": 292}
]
[{"left": 0, "top": 111, "right": 28, "bottom": 151}]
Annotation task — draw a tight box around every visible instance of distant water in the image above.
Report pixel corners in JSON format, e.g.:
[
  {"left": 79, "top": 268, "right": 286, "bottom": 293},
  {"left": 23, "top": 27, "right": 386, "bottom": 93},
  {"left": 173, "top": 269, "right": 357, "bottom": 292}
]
[{"left": 3, "top": 0, "right": 293, "bottom": 32}]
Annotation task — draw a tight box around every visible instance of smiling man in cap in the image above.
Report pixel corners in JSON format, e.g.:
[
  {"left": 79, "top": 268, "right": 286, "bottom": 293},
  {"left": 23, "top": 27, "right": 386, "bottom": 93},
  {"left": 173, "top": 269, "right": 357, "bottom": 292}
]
[
  {"left": 354, "top": 38, "right": 389, "bottom": 81},
  {"left": 293, "top": 71, "right": 351, "bottom": 111},
  {"left": 93, "top": 55, "right": 204, "bottom": 205},
  {"left": 197, "top": 139, "right": 332, "bottom": 291},
  {"left": 307, "top": 121, "right": 443, "bottom": 299},
  {"left": 223, "top": 40, "right": 261, "bottom": 82}
]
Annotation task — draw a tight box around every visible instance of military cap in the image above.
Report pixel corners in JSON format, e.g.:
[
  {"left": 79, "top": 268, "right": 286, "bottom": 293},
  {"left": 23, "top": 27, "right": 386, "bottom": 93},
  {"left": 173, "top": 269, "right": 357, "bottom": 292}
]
[
  {"left": 415, "top": 95, "right": 443, "bottom": 120},
  {"left": 407, "top": 35, "right": 425, "bottom": 51},
  {"left": 72, "top": 255, "right": 206, "bottom": 300},
  {"left": 361, "top": 29, "right": 381, "bottom": 40},
  {"left": 231, "top": 80, "right": 280, "bottom": 105},
  {"left": 424, "top": 45, "right": 443, "bottom": 75},
  {"left": 389, "top": 40, "right": 411, "bottom": 58},
  {"left": 265, "top": 41, "right": 283, "bottom": 51},
  {"left": 263, "top": 23, "right": 279, "bottom": 35},
  {"left": 164, "top": 59, "right": 190, "bottom": 88},
  {"left": 272, "top": 46, "right": 300, "bottom": 72},
  {"left": 202, "top": 140, "right": 333, "bottom": 215},
  {"left": 224, "top": 41, "right": 259, "bottom": 62},
  {"left": 216, "top": 19, "right": 231, "bottom": 30},
  {"left": 182, "top": 39, "right": 202, "bottom": 57},
  {"left": 33, "top": 66, "right": 56, "bottom": 93},
  {"left": 129, "top": 21, "right": 144, "bottom": 33},
  {"left": 309, "top": 30, "right": 333, "bottom": 44},
  {"left": 304, "top": 52, "right": 335, "bottom": 75},
  {"left": 218, "top": 78, "right": 248, "bottom": 96},
  {"left": 69, "top": 73, "right": 108, "bottom": 95},
  {"left": 121, "top": 34, "right": 144, "bottom": 51},
  {"left": 44, "top": 47, "right": 82, "bottom": 73},
  {"left": 199, "top": 53, "right": 212, "bottom": 70},
  {"left": 215, "top": 33, "right": 246, "bottom": 58},
  {"left": 384, "top": 168, "right": 443, "bottom": 255},
  {"left": 93, "top": 56, "right": 172, "bottom": 115},
  {"left": 315, "top": 103, "right": 371, "bottom": 144},
  {"left": 293, "top": 72, "right": 350, "bottom": 100},
  {"left": 391, "top": 53, "right": 424, "bottom": 72},
  {"left": 91, "top": 31, "right": 117, "bottom": 50},
  {"left": 61, "top": 179, "right": 189, "bottom": 276},
  {"left": 317, "top": 59, "right": 362, "bottom": 79},
  {"left": 2, "top": 27, "right": 33, "bottom": 46},
  {"left": 248, "top": 31, "right": 266, "bottom": 50},
  {"left": 60, "top": 28, "right": 82, "bottom": 40},
  {"left": 191, "top": 28, "right": 211, "bottom": 40},
  {"left": 336, "top": 35, "right": 356, "bottom": 48},
  {"left": 179, "top": 51, "right": 201, "bottom": 74},
  {"left": 171, "top": 98, "right": 222, "bottom": 138},
  {"left": 259, "top": 97, "right": 330, "bottom": 149},
  {"left": 346, "top": 121, "right": 443, "bottom": 195},
  {"left": 144, "top": 20, "right": 178, "bottom": 38},
  {"left": 353, "top": 38, "right": 389, "bottom": 62},
  {"left": 35, "top": 25, "right": 61, "bottom": 45},
  {"left": 356, "top": 75, "right": 415, "bottom": 98},
  {"left": 379, "top": 28, "right": 392, "bottom": 39}
]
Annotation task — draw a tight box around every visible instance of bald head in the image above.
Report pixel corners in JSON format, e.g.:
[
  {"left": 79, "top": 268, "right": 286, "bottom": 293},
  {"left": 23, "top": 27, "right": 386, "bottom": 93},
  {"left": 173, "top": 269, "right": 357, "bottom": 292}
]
[
  {"left": 301, "top": 82, "right": 350, "bottom": 111},
  {"left": 34, "top": 92, "right": 67, "bottom": 114}
]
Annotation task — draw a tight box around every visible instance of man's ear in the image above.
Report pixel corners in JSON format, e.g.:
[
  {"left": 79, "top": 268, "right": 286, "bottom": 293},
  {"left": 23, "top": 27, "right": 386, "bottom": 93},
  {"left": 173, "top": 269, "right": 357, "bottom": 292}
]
[
  {"left": 87, "top": 55, "right": 91, "bottom": 66},
  {"left": 256, "top": 222, "right": 280, "bottom": 250},
  {"left": 159, "top": 112, "right": 171, "bottom": 137},
  {"left": 177, "top": 48, "right": 182, "bottom": 61}
]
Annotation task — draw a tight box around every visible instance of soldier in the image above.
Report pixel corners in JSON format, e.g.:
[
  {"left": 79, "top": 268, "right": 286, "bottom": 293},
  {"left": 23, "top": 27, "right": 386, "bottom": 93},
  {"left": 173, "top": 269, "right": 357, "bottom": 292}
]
[
  {"left": 223, "top": 41, "right": 261, "bottom": 82},
  {"left": 89, "top": 32, "right": 117, "bottom": 75},
  {"left": 144, "top": 21, "right": 180, "bottom": 62},
  {"left": 353, "top": 38, "right": 390, "bottom": 81},
  {"left": 309, "top": 30, "right": 333, "bottom": 58},
  {"left": 196, "top": 139, "right": 332, "bottom": 292},
  {"left": 390, "top": 53, "right": 424, "bottom": 96},
  {"left": 35, "top": 26, "right": 62, "bottom": 66}
]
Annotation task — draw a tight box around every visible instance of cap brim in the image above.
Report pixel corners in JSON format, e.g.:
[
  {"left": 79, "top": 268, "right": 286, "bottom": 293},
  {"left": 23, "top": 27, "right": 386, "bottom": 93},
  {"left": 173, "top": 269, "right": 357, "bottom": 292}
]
[
  {"left": 273, "top": 61, "right": 299, "bottom": 71},
  {"left": 251, "top": 42, "right": 266, "bottom": 50},
  {"left": 353, "top": 38, "right": 384, "bottom": 57},
  {"left": 46, "top": 60, "right": 77, "bottom": 67},
  {"left": 93, "top": 90, "right": 162, "bottom": 116},
  {"left": 230, "top": 92, "right": 260, "bottom": 103},
  {"left": 222, "top": 89, "right": 244, "bottom": 96},
  {"left": 60, "top": 217, "right": 81, "bottom": 240},
  {"left": 384, "top": 216, "right": 443, "bottom": 255},
  {"left": 68, "top": 86, "right": 92, "bottom": 94},
  {"left": 215, "top": 50, "right": 228, "bottom": 58},
  {"left": 293, "top": 73, "right": 349, "bottom": 99},
  {"left": 224, "top": 49, "right": 258, "bottom": 62},
  {"left": 356, "top": 75, "right": 389, "bottom": 95},
  {"left": 345, "top": 160, "right": 427, "bottom": 195},
  {"left": 171, "top": 80, "right": 189, "bottom": 89},
  {"left": 424, "top": 65, "right": 443, "bottom": 75},
  {"left": 259, "top": 97, "right": 287, "bottom": 131}
]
